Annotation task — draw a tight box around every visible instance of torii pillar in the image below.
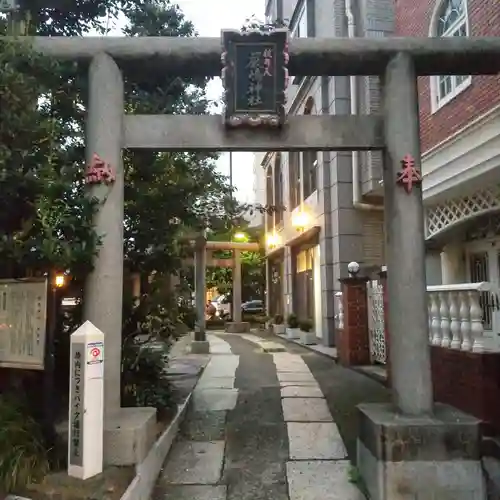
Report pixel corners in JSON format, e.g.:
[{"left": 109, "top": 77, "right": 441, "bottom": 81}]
[
  {"left": 356, "top": 53, "right": 485, "bottom": 499},
  {"left": 191, "top": 235, "right": 210, "bottom": 354},
  {"left": 83, "top": 54, "right": 157, "bottom": 467}
]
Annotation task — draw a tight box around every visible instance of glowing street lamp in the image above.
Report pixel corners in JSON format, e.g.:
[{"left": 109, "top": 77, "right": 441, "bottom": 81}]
[
  {"left": 55, "top": 273, "right": 66, "bottom": 288},
  {"left": 266, "top": 232, "right": 281, "bottom": 249},
  {"left": 233, "top": 231, "right": 248, "bottom": 242},
  {"left": 291, "top": 210, "right": 310, "bottom": 231}
]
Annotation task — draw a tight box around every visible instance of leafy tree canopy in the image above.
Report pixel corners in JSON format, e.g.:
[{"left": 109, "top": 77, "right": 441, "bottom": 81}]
[{"left": 0, "top": 0, "right": 240, "bottom": 282}]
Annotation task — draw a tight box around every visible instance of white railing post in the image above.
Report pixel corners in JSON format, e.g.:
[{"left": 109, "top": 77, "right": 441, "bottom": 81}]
[
  {"left": 449, "top": 291, "right": 461, "bottom": 349},
  {"left": 335, "top": 292, "right": 344, "bottom": 330},
  {"left": 430, "top": 292, "right": 441, "bottom": 345},
  {"left": 459, "top": 290, "right": 472, "bottom": 351},
  {"left": 439, "top": 291, "right": 451, "bottom": 348},
  {"left": 470, "top": 290, "right": 485, "bottom": 353},
  {"left": 426, "top": 282, "right": 498, "bottom": 353}
]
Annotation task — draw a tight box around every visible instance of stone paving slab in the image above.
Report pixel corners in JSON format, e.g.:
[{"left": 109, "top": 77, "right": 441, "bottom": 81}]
[
  {"left": 196, "top": 376, "right": 234, "bottom": 389},
  {"left": 259, "top": 341, "right": 286, "bottom": 352},
  {"left": 287, "top": 422, "right": 347, "bottom": 460},
  {"left": 192, "top": 388, "right": 239, "bottom": 411},
  {"left": 282, "top": 398, "right": 333, "bottom": 422},
  {"left": 202, "top": 356, "right": 239, "bottom": 378},
  {"left": 158, "top": 485, "right": 227, "bottom": 500},
  {"left": 280, "top": 385, "right": 324, "bottom": 398},
  {"left": 180, "top": 410, "right": 227, "bottom": 442},
  {"left": 277, "top": 372, "right": 316, "bottom": 383},
  {"left": 286, "top": 460, "right": 363, "bottom": 500},
  {"left": 279, "top": 380, "right": 319, "bottom": 388},
  {"left": 161, "top": 441, "right": 225, "bottom": 485}
]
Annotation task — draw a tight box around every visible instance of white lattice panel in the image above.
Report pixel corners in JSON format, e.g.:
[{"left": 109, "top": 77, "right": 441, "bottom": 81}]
[
  {"left": 367, "top": 280, "right": 387, "bottom": 365},
  {"left": 425, "top": 186, "right": 500, "bottom": 239}
]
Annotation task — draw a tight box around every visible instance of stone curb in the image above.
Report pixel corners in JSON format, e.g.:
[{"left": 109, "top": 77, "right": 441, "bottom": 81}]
[{"left": 119, "top": 392, "right": 193, "bottom": 500}]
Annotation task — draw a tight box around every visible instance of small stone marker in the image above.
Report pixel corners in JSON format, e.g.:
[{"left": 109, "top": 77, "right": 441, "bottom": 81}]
[{"left": 68, "top": 320, "right": 104, "bottom": 480}]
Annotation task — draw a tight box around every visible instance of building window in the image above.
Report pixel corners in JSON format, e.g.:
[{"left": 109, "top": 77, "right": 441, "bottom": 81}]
[
  {"left": 302, "top": 97, "right": 317, "bottom": 199},
  {"left": 431, "top": 0, "right": 471, "bottom": 111},
  {"left": 294, "top": 3, "right": 308, "bottom": 38},
  {"left": 302, "top": 153, "right": 317, "bottom": 199},
  {"left": 290, "top": 2, "right": 308, "bottom": 85},
  {"left": 289, "top": 152, "right": 301, "bottom": 210},
  {"left": 266, "top": 166, "right": 274, "bottom": 231}
]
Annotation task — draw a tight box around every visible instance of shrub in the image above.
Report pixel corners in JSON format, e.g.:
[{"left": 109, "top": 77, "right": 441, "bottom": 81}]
[
  {"left": 287, "top": 313, "right": 299, "bottom": 328},
  {"left": 121, "top": 341, "right": 176, "bottom": 419},
  {"left": 299, "top": 319, "right": 313, "bottom": 332},
  {"left": 121, "top": 291, "right": 180, "bottom": 419},
  {"left": 274, "top": 314, "right": 284, "bottom": 325},
  {"left": 0, "top": 396, "right": 49, "bottom": 494}
]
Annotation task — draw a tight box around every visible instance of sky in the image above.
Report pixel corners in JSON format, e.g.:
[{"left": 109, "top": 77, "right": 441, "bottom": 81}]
[{"left": 103, "top": 0, "right": 265, "bottom": 203}]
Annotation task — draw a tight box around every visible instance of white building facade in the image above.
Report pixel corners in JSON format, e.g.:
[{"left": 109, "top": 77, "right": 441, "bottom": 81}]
[{"left": 262, "top": 0, "right": 393, "bottom": 346}]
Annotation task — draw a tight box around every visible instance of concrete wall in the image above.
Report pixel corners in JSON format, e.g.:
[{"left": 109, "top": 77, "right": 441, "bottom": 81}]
[{"left": 249, "top": 152, "right": 266, "bottom": 228}]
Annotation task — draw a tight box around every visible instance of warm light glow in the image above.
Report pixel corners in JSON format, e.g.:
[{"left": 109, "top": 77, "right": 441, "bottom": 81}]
[
  {"left": 55, "top": 274, "right": 65, "bottom": 288},
  {"left": 233, "top": 231, "right": 247, "bottom": 241},
  {"left": 291, "top": 211, "right": 310, "bottom": 230},
  {"left": 266, "top": 232, "right": 281, "bottom": 248}
]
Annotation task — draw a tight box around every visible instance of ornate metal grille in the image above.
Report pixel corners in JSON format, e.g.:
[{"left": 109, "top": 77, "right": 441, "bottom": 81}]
[{"left": 367, "top": 280, "right": 387, "bottom": 364}]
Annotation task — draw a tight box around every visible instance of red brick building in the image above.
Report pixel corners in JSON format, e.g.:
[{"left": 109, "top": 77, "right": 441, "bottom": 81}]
[{"left": 396, "top": 0, "right": 500, "bottom": 153}]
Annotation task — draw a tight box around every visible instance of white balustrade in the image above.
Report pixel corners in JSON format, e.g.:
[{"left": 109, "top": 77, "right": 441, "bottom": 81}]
[
  {"left": 335, "top": 291, "right": 344, "bottom": 330},
  {"left": 426, "top": 282, "right": 499, "bottom": 353},
  {"left": 337, "top": 281, "right": 498, "bottom": 356}
]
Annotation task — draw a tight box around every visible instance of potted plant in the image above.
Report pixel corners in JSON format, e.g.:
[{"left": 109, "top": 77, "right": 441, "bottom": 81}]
[
  {"left": 273, "top": 314, "right": 286, "bottom": 335},
  {"left": 299, "top": 319, "right": 316, "bottom": 345},
  {"left": 286, "top": 313, "right": 300, "bottom": 339}
]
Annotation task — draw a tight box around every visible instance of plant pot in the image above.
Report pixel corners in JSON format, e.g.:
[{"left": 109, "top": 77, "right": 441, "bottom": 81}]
[
  {"left": 286, "top": 327, "right": 300, "bottom": 339},
  {"left": 300, "top": 330, "right": 317, "bottom": 345},
  {"left": 273, "top": 324, "right": 286, "bottom": 335}
]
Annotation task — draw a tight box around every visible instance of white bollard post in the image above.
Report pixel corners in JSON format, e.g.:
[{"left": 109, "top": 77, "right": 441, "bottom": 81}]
[{"left": 68, "top": 320, "right": 104, "bottom": 479}]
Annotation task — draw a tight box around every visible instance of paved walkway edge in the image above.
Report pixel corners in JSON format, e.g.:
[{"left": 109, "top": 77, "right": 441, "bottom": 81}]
[
  {"left": 120, "top": 393, "right": 194, "bottom": 500},
  {"left": 272, "top": 332, "right": 339, "bottom": 360},
  {"left": 271, "top": 332, "right": 389, "bottom": 386}
]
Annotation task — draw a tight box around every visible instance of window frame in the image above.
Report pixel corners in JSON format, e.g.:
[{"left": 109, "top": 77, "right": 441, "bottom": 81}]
[{"left": 429, "top": 0, "right": 471, "bottom": 113}]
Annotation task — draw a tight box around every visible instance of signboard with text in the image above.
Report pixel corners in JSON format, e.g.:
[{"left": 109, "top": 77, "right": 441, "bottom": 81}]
[
  {"left": 69, "top": 342, "right": 85, "bottom": 467},
  {"left": 0, "top": 279, "right": 48, "bottom": 370},
  {"left": 221, "top": 28, "right": 289, "bottom": 128}
]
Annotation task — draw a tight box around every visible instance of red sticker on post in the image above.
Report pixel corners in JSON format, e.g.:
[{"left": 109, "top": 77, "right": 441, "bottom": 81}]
[{"left": 87, "top": 341, "right": 104, "bottom": 365}]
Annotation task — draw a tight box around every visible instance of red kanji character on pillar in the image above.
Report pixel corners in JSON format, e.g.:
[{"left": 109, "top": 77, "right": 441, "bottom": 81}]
[
  {"left": 396, "top": 154, "right": 422, "bottom": 194},
  {"left": 85, "top": 153, "right": 116, "bottom": 186}
]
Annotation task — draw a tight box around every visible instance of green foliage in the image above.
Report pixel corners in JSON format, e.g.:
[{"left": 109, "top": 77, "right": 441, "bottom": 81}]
[
  {"left": 348, "top": 464, "right": 369, "bottom": 498},
  {"left": 241, "top": 15, "right": 289, "bottom": 32},
  {"left": 0, "top": 396, "right": 49, "bottom": 494},
  {"left": 299, "top": 318, "right": 313, "bottom": 332},
  {"left": 121, "top": 342, "right": 176, "bottom": 418},
  {"left": 287, "top": 313, "right": 299, "bottom": 328},
  {"left": 0, "top": 38, "right": 100, "bottom": 278},
  {"left": 274, "top": 313, "right": 284, "bottom": 325},
  {"left": 206, "top": 227, "right": 266, "bottom": 301}
]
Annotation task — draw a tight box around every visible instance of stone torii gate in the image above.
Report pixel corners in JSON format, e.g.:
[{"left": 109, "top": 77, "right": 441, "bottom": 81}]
[
  {"left": 18, "top": 34, "right": 500, "bottom": 496},
  {"left": 190, "top": 238, "right": 260, "bottom": 354}
]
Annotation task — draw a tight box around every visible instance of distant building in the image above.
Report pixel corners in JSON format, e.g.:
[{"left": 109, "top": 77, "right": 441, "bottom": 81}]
[
  {"left": 248, "top": 152, "right": 267, "bottom": 229},
  {"left": 262, "top": 0, "right": 392, "bottom": 346}
]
